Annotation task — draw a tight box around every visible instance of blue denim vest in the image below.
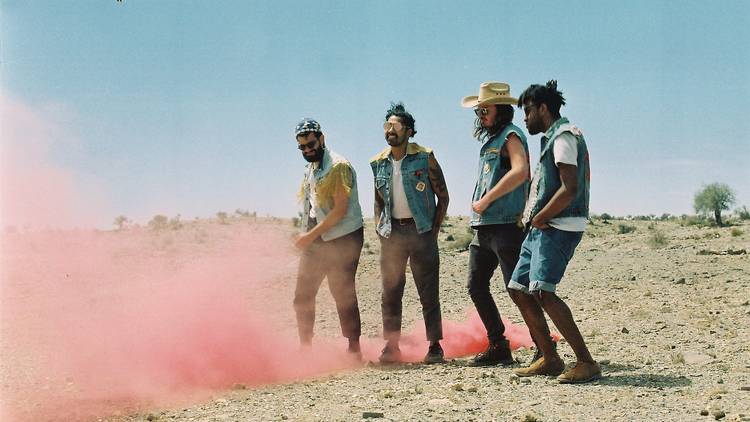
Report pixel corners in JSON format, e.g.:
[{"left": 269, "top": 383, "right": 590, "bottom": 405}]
[
  {"left": 471, "top": 123, "right": 530, "bottom": 227},
  {"left": 527, "top": 117, "right": 590, "bottom": 220},
  {"left": 370, "top": 143, "right": 437, "bottom": 237},
  {"left": 301, "top": 148, "right": 364, "bottom": 241}
]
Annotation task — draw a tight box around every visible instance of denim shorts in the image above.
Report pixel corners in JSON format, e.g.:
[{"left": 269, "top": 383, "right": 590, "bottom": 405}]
[{"left": 508, "top": 226, "right": 583, "bottom": 293}]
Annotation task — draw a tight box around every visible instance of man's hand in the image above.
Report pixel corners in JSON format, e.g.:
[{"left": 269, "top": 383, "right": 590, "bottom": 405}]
[
  {"left": 294, "top": 232, "right": 316, "bottom": 250},
  {"left": 531, "top": 214, "right": 550, "bottom": 230},
  {"left": 471, "top": 198, "right": 490, "bottom": 215}
]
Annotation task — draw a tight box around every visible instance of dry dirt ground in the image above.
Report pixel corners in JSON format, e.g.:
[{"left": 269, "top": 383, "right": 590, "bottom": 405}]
[{"left": 108, "top": 217, "right": 750, "bottom": 422}]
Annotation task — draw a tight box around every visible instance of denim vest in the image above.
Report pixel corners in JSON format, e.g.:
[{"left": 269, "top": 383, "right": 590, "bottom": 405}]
[
  {"left": 471, "top": 123, "right": 530, "bottom": 227},
  {"left": 370, "top": 143, "right": 437, "bottom": 237},
  {"left": 527, "top": 117, "right": 590, "bottom": 221},
  {"left": 301, "top": 148, "right": 364, "bottom": 241}
]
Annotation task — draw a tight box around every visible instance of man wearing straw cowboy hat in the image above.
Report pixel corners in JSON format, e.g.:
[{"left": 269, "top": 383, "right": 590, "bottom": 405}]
[
  {"left": 370, "top": 102, "right": 450, "bottom": 364},
  {"left": 460, "top": 82, "right": 534, "bottom": 366},
  {"left": 292, "top": 118, "right": 364, "bottom": 358},
  {"left": 509, "top": 80, "right": 601, "bottom": 383}
]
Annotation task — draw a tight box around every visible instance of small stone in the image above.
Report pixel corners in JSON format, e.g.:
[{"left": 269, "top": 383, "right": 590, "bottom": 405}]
[
  {"left": 451, "top": 383, "right": 464, "bottom": 391},
  {"left": 675, "top": 277, "right": 686, "bottom": 284},
  {"left": 599, "top": 359, "right": 611, "bottom": 365},
  {"left": 362, "top": 411, "right": 385, "bottom": 419},
  {"left": 630, "top": 275, "right": 636, "bottom": 281},
  {"left": 683, "top": 351, "right": 714, "bottom": 365},
  {"left": 701, "top": 410, "right": 710, "bottom": 416},
  {"left": 467, "top": 386, "right": 478, "bottom": 392},
  {"left": 509, "top": 374, "right": 520, "bottom": 384},
  {"left": 520, "top": 377, "right": 531, "bottom": 384},
  {"left": 713, "top": 410, "right": 726, "bottom": 420},
  {"left": 146, "top": 414, "right": 158, "bottom": 421},
  {"left": 740, "top": 386, "right": 750, "bottom": 391},
  {"left": 523, "top": 411, "right": 543, "bottom": 422},
  {"left": 621, "top": 327, "right": 630, "bottom": 334}
]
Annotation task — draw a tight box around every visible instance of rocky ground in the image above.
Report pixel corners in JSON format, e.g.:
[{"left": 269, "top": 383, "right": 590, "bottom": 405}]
[{"left": 108, "top": 217, "right": 750, "bottom": 422}]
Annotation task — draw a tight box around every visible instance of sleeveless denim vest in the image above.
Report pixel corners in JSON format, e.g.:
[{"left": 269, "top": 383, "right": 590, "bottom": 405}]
[
  {"left": 370, "top": 143, "right": 437, "bottom": 238},
  {"left": 471, "top": 123, "right": 530, "bottom": 227},
  {"left": 301, "top": 148, "right": 364, "bottom": 241},
  {"left": 527, "top": 117, "right": 590, "bottom": 221}
]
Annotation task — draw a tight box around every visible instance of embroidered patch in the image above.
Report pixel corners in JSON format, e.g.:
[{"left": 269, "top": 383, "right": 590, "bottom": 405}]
[
  {"left": 416, "top": 181, "right": 426, "bottom": 192},
  {"left": 413, "top": 170, "right": 423, "bottom": 178},
  {"left": 483, "top": 163, "right": 490, "bottom": 174},
  {"left": 570, "top": 125, "right": 583, "bottom": 136}
]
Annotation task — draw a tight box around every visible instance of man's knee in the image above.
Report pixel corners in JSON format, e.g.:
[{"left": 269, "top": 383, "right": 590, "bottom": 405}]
[{"left": 534, "top": 289, "right": 557, "bottom": 305}]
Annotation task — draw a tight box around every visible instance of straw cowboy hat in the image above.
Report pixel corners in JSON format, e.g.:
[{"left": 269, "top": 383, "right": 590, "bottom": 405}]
[{"left": 461, "top": 82, "right": 518, "bottom": 108}]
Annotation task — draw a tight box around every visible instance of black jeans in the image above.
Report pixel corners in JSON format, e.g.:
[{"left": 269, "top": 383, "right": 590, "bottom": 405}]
[
  {"left": 380, "top": 221, "right": 442, "bottom": 342},
  {"left": 294, "top": 227, "right": 363, "bottom": 343},
  {"left": 467, "top": 223, "right": 525, "bottom": 343}
]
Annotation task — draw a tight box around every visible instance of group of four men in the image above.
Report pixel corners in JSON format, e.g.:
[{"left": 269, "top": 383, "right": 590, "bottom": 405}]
[{"left": 291, "top": 80, "right": 601, "bottom": 384}]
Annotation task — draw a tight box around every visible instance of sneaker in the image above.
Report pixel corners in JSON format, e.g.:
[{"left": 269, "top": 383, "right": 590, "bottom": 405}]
[
  {"left": 557, "top": 361, "right": 601, "bottom": 384},
  {"left": 378, "top": 343, "right": 402, "bottom": 364},
  {"left": 513, "top": 356, "right": 565, "bottom": 377},
  {"left": 423, "top": 342, "right": 445, "bottom": 364},
  {"left": 468, "top": 339, "right": 514, "bottom": 366}
]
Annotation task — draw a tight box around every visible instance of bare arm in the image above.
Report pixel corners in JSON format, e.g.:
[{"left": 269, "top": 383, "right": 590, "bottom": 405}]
[
  {"left": 295, "top": 169, "right": 351, "bottom": 249},
  {"left": 472, "top": 134, "right": 529, "bottom": 214},
  {"left": 374, "top": 186, "right": 384, "bottom": 228},
  {"left": 428, "top": 152, "right": 449, "bottom": 234},
  {"left": 531, "top": 163, "right": 578, "bottom": 229}
]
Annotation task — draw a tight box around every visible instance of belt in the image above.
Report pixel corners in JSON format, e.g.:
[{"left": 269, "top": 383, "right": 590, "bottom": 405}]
[{"left": 392, "top": 217, "right": 415, "bottom": 226}]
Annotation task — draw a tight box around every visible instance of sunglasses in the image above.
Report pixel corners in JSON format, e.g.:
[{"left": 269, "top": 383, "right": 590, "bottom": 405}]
[
  {"left": 474, "top": 107, "right": 489, "bottom": 117},
  {"left": 297, "top": 139, "right": 319, "bottom": 151},
  {"left": 383, "top": 121, "right": 405, "bottom": 132}
]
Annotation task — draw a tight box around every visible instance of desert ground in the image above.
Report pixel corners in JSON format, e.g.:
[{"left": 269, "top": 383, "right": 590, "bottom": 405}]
[{"left": 3, "top": 215, "right": 749, "bottom": 421}]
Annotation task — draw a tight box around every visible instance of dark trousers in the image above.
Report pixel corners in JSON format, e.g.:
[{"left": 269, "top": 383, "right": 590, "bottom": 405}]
[
  {"left": 380, "top": 221, "right": 442, "bottom": 342},
  {"left": 467, "top": 223, "right": 525, "bottom": 343},
  {"left": 294, "top": 227, "right": 363, "bottom": 343}
]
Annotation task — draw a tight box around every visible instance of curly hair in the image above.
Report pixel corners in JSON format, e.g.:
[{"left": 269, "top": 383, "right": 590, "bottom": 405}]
[
  {"left": 385, "top": 102, "right": 417, "bottom": 138},
  {"left": 517, "top": 80, "right": 566, "bottom": 117}
]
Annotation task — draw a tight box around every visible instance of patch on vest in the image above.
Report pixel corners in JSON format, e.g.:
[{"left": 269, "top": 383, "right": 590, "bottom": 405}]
[
  {"left": 570, "top": 126, "right": 583, "bottom": 136},
  {"left": 416, "top": 181, "right": 426, "bottom": 192},
  {"left": 483, "top": 163, "right": 490, "bottom": 174}
]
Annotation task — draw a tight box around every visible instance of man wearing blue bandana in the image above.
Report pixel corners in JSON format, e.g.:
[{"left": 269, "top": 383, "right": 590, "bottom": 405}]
[
  {"left": 370, "top": 103, "right": 450, "bottom": 364},
  {"left": 293, "top": 118, "right": 364, "bottom": 359},
  {"left": 509, "top": 81, "right": 601, "bottom": 383}
]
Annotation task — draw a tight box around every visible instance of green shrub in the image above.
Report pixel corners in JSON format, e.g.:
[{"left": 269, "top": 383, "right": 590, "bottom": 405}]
[
  {"left": 648, "top": 231, "right": 669, "bottom": 248},
  {"left": 731, "top": 228, "right": 743, "bottom": 237},
  {"left": 445, "top": 232, "right": 473, "bottom": 251},
  {"left": 148, "top": 215, "right": 168, "bottom": 230},
  {"left": 617, "top": 224, "right": 636, "bottom": 234},
  {"left": 736, "top": 206, "right": 750, "bottom": 220},
  {"left": 599, "top": 213, "right": 613, "bottom": 221}
]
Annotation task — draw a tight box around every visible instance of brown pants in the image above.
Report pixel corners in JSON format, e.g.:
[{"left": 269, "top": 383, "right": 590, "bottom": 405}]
[{"left": 293, "top": 227, "right": 363, "bottom": 343}]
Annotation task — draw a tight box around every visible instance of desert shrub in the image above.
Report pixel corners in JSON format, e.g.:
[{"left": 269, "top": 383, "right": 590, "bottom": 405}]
[
  {"left": 291, "top": 216, "right": 300, "bottom": 227},
  {"left": 446, "top": 232, "right": 473, "bottom": 251},
  {"left": 148, "top": 215, "right": 168, "bottom": 230},
  {"left": 216, "top": 212, "right": 228, "bottom": 224},
  {"left": 599, "top": 213, "right": 613, "bottom": 221},
  {"left": 730, "top": 228, "right": 743, "bottom": 237},
  {"left": 679, "top": 215, "right": 712, "bottom": 227},
  {"left": 168, "top": 215, "right": 182, "bottom": 230},
  {"left": 736, "top": 206, "right": 750, "bottom": 220},
  {"left": 647, "top": 222, "right": 656, "bottom": 231},
  {"left": 445, "top": 234, "right": 455, "bottom": 241},
  {"left": 647, "top": 230, "right": 669, "bottom": 248},
  {"left": 617, "top": 224, "right": 636, "bottom": 234},
  {"left": 658, "top": 213, "right": 673, "bottom": 221}
]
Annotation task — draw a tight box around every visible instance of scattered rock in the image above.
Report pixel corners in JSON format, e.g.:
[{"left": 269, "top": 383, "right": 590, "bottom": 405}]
[
  {"left": 675, "top": 277, "right": 686, "bottom": 284},
  {"left": 621, "top": 327, "right": 630, "bottom": 334},
  {"left": 702, "top": 410, "right": 710, "bottom": 416},
  {"left": 713, "top": 409, "right": 726, "bottom": 420},
  {"left": 740, "top": 386, "right": 750, "bottom": 391},
  {"left": 146, "top": 414, "right": 158, "bottom": 421},
  {"left": 630, "top": 275, "right": 636, "bottom": 281},
  {"left": 599, "top": 359, "right": 611, "bottom": 365},
  {"left": 467, "top": 386, "right": 478, "bottom": 392},
  {"left": 509, "top": 374, "right": 520, "bottom": 384},
  {"left": 362, "top": 411, "right": 385, "bottom": 419},
  {"left": 522, "top": 411, "right": 543, "bottom": 422},
  {"left": 451, "top": 383, "right": 464, "bottom": 391}
]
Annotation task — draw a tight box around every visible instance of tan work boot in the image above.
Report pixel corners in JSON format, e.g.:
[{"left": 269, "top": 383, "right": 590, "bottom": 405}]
[
  {"left": 513, "top": 356, "right": 565, "bottom": 377},
  {"left": 557, "top": 361, "right": 602, "bottom": 384}
]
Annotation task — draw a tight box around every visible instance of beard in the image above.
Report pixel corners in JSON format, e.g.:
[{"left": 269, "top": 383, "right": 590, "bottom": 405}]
[
  {"left": 303, "top": 144, "right": 325, "bottom": 162},
  {"left": 385, "top": 133, "right": 407, "bottom": 147}
]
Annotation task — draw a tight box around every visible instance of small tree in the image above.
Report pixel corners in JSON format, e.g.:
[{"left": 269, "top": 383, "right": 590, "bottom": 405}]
[
  {"left": 694, "top": 183, "right": 735, "bottom": 226},
  {"left": 113, "top": 215, "right": 129, "bottom": 230}
]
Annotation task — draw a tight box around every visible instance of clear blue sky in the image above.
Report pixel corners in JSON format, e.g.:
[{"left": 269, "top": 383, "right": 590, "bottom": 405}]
[{"left": 2, "top": 0, "right": 749, "bottom": 226}]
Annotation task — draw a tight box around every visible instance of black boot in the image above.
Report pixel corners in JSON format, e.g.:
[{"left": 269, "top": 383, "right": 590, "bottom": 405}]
[
  {"left": 468, "top": 338, "right": 514, "bottom": 366},
  {"left": 423, "top": 341, "right": 445, "bottom": 364}
]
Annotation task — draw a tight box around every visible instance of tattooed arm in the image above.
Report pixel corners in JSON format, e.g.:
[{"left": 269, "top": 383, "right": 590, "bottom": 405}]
[{"left": 428, "top": 152, "right": 449, "bottom": 235}]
